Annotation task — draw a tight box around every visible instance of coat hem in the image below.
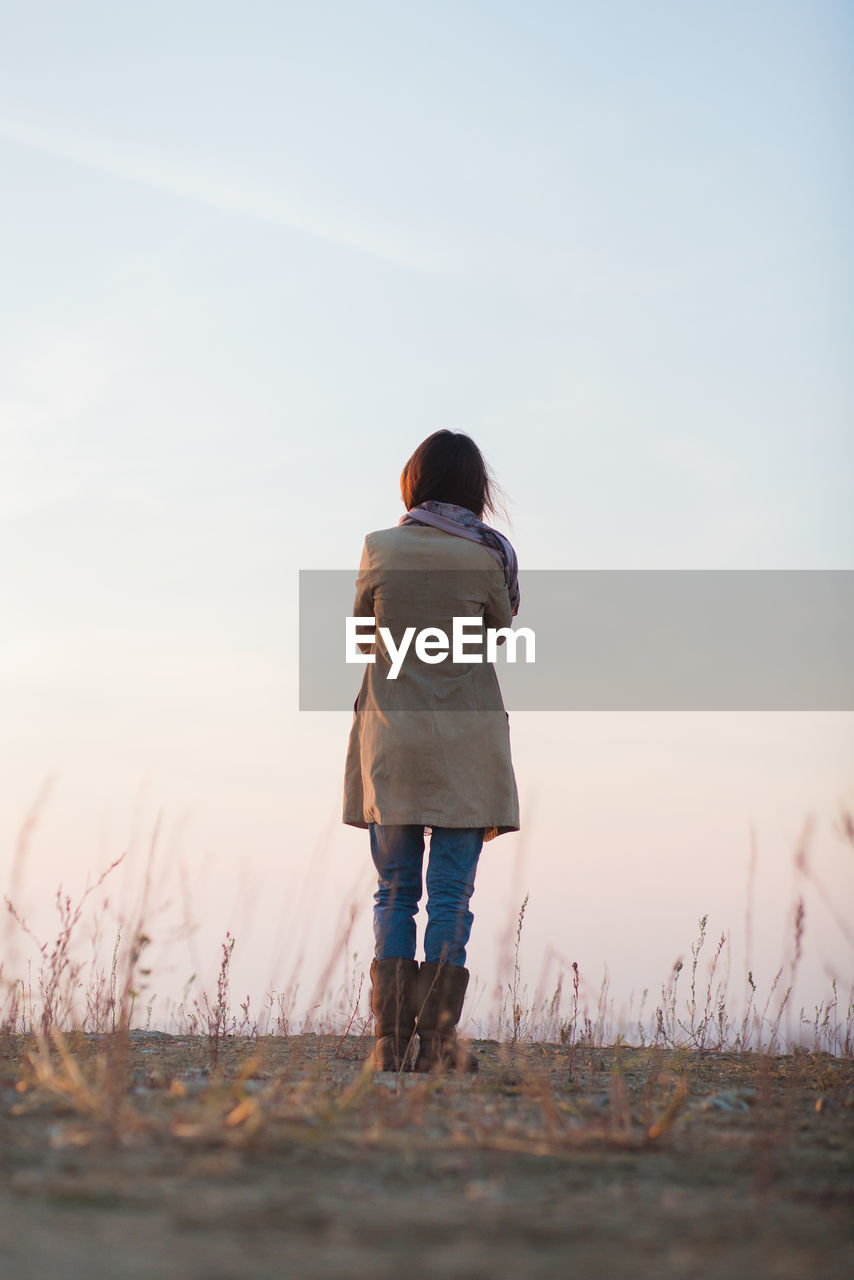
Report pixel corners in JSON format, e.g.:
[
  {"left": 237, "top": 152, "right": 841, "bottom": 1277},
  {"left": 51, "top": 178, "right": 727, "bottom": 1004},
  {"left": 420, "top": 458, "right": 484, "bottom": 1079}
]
[{"left": 343, "top": 812, "right": 519, "bottom": 840}]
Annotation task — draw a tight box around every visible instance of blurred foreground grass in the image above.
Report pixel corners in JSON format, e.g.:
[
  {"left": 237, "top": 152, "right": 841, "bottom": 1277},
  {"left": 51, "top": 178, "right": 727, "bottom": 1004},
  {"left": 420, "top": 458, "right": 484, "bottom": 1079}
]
[{"left": 1, "top": 1031, "right": 852, "bottom": 1280}]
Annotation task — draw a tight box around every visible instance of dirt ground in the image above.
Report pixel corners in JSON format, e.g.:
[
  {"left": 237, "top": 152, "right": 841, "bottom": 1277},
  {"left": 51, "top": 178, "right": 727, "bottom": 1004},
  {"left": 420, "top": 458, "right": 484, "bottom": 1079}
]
[{"left": 0, "top": 1032, "right": 852, "bottom": 1280}]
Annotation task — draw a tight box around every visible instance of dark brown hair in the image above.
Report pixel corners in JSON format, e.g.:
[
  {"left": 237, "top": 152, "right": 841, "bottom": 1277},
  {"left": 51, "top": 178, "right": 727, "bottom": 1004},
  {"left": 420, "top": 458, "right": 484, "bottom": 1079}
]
[{"left": 400, "top": 430, "right": 500, "bottom": 519}]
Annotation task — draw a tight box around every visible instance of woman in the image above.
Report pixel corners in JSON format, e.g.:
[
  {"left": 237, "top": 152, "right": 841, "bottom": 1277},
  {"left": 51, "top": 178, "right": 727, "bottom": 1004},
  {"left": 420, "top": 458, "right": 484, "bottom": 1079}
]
[{"left": 343, "top": 430, "right": 520, "bottom": 1072}]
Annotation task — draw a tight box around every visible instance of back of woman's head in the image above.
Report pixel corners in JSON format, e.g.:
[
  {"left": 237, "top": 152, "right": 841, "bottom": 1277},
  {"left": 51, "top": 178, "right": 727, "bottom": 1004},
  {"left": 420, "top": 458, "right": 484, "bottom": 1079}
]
[{"left": 400, "top": 431, "right": 498, "bottom": 519}]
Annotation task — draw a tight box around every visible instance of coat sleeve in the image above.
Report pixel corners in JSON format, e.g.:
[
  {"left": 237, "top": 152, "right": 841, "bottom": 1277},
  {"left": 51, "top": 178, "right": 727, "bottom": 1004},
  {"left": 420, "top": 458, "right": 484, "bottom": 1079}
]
[
  {"left": 483, "top": 567, "right": 513, "bottom": 639},
  {"left": 352, "top": 537, "right": 374, "bottom": 654}
]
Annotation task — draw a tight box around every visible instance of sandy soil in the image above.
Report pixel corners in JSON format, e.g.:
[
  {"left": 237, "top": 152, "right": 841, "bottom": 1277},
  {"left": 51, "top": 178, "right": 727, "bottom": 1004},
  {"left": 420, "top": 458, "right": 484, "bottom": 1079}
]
[{"left": 1, "top": 1032, "right": 852, "bottom": 1279}]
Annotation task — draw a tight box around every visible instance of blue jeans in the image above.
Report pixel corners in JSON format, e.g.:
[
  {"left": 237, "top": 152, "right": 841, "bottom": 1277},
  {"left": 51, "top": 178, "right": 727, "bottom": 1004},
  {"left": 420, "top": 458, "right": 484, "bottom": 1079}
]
[{"left": 369, "top": 824, "right": 484, "bottom": 966}]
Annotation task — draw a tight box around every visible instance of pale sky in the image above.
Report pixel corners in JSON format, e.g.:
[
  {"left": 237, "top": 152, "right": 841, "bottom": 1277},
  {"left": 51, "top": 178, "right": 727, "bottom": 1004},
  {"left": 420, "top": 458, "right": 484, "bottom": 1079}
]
[{"left": 1, "top": 2, "right": 852, "bottom": 1039}]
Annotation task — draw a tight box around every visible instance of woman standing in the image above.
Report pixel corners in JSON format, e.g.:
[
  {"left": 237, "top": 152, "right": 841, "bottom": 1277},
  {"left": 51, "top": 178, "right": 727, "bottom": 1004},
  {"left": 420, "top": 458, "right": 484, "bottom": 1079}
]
[{"left": 343, "top": 431, "right": 520, "bottom": 1072}]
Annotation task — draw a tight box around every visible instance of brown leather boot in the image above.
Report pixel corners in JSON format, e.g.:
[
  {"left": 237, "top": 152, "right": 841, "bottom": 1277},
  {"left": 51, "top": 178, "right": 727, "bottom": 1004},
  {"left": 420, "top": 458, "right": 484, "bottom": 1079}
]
[
  {"left": 369, "top": 958, "right": 419, "bottom": 1071},
  {"left": 414, "top": 962, "right": 479, "bottom": 1073}
]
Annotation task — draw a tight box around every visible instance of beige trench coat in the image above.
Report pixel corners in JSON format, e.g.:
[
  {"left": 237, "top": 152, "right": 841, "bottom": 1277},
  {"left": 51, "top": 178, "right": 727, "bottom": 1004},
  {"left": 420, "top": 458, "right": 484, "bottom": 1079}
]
[{"left": 342, "top": 524, "right": 520, "bottom": 841}]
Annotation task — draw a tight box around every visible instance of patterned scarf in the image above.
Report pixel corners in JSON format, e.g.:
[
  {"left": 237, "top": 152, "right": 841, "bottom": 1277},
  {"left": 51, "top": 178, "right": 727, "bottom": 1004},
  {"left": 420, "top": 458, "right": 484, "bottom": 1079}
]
[{"left": 399, "top": 500, "right": 520, "bottom": 616}]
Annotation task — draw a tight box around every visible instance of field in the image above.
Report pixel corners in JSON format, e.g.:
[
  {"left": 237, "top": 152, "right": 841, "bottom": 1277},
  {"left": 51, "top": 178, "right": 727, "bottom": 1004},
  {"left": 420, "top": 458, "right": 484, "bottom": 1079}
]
[
  {"left": 2, "top": 819, "right": 853, "bottom": 1278},
  {"left": 1, "top": 1029, "right": 853, "bottom": 1279}
]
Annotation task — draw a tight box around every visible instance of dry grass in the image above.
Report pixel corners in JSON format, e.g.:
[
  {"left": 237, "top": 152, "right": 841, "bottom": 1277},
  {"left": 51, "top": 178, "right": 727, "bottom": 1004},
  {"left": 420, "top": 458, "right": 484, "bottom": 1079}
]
[{"left": 0, "top": 861, "right": 851, "bottom": 1150}]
